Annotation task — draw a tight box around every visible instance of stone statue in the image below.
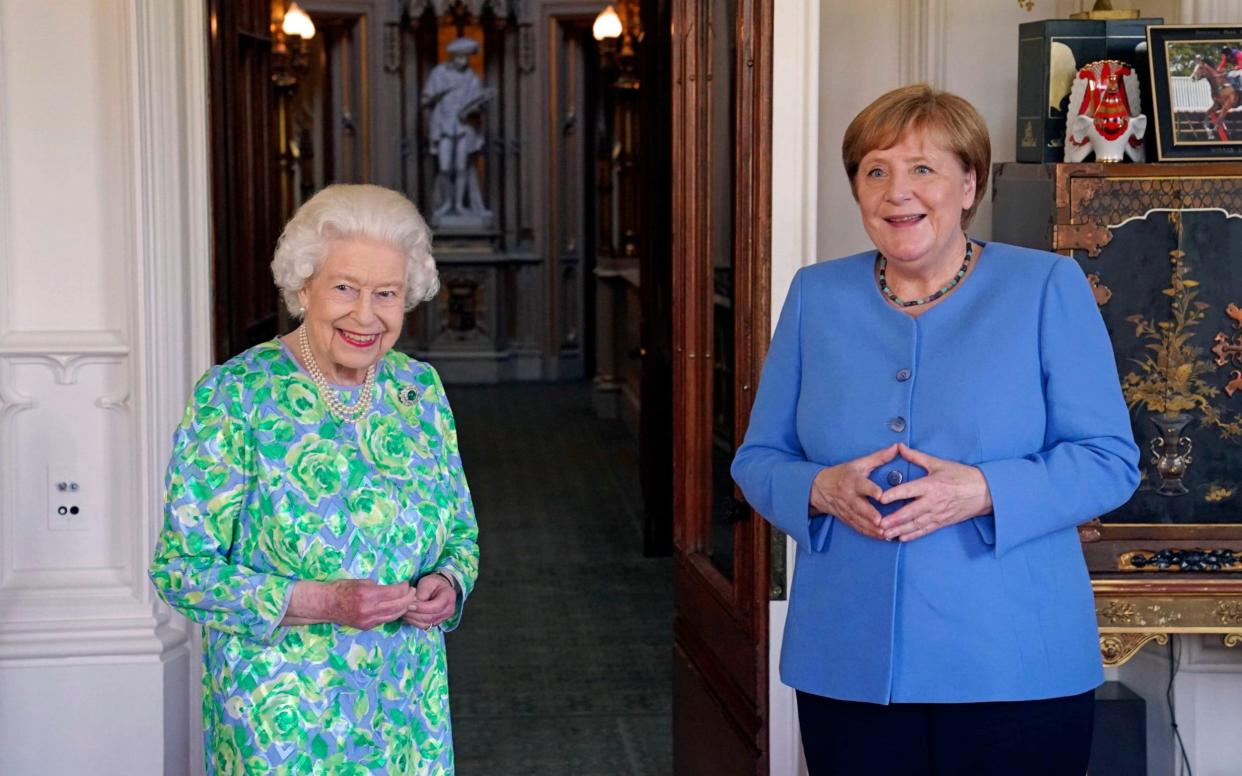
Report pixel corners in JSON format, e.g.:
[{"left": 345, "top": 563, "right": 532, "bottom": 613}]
[{"left": 421, "top": 37, "right": 497, "bottom": 228}]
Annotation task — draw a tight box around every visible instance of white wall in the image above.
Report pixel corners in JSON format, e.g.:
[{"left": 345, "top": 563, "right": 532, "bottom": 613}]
[
  {"left": 816, "top": 0, "right": 1061, "bottom": 258},
  {"left": 0, "top": 1, "right": 211, "bottom": 773},
  {"left": 763, "top": 1, "right": 1242, "bottom": 775}
]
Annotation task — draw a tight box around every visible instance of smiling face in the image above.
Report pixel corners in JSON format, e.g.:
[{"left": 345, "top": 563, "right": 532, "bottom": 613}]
[
  {"left": 297, "top": 238, "right": 407, "bottom": 385},
  {"left": 854, "top": 129, "right": 976, "bottom": 278}
]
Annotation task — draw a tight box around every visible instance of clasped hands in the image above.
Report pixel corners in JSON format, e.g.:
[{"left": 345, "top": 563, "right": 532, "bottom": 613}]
[
  {"left": 286, "top": 573, "right": 456, "bottom": 631},
  {"left": 334, "top": 574, "right": 456, "bottom": 630},
  {"left": 809, "top": 443, "right": 992, "bottom": 542}
]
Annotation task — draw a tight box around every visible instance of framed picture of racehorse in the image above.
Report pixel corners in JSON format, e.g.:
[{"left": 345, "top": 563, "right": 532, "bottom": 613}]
[{"left": 1148, "top": 25, "right": 1242, "bottom": 160}]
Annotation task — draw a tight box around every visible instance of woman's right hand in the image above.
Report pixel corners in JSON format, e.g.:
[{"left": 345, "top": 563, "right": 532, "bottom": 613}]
[
  {"left": 284, "top": 579, "right": 419, "bottom": 629},
  {"left": 809, "top": 444, "right": 899, "bottom": 540},
  {"left": 327, "top": 580, "right": 420, "bottom": 630}
]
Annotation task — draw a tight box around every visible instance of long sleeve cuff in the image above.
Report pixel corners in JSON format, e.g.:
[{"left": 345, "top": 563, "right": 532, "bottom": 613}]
[{"left": 771, "top": 460, "right": 832, "bottom": 552}]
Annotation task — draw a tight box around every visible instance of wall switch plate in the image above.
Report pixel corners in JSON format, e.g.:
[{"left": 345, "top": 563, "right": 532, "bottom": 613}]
[{"left": 48, "top": 467, "right": 88, "bottom": 532}]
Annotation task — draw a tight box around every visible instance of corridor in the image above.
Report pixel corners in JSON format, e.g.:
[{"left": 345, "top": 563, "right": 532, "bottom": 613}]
[{"left": 444, "top": 383, "right": 673, "bottom": 776}]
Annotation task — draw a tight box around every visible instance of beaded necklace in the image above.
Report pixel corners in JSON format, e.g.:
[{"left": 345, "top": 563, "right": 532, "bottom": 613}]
[
  {"left": 297, "top": 325, "right": 377, "bottom": 423},
  {"left": 877, "top": 238, "right": 973, "bottom": 308}
]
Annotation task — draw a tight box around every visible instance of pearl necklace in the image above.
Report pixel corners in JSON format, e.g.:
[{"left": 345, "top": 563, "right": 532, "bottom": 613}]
[
  {"left": 298, "top": 325, "right": 376, "bottom": 423},
  {"left": 878, "top": 238, "right": 973, "bottom": 308}
]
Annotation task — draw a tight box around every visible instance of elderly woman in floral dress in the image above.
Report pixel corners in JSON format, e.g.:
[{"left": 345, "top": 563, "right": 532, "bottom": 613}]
[{"left": 150, "top": 184, "right": 478, "bottom": 775}]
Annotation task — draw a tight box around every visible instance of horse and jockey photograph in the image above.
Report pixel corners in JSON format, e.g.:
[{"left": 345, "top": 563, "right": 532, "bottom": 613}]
[{"left": 1165, "top": 39, "right": 1242, "bottom": 142}]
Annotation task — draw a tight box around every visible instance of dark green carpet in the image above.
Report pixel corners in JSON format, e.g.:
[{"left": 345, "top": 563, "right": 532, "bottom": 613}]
[{"left": 445, "top": 383, "right": 673, "bottom": 776}]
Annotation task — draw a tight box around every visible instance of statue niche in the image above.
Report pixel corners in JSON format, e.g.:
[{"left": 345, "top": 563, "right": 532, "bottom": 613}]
[{"left": 421, "top": 36, "right": 496, "bottom": 230}]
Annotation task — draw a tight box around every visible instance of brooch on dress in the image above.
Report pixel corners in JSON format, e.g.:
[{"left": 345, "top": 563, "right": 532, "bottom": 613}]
[{"left": 397, "top": 385, "right": 421, "bottom": 407}]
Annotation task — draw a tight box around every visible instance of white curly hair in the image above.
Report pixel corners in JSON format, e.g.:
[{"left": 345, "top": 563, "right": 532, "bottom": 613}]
[{"left": 271, "top": 184, "right": 439, "bottom": 316}]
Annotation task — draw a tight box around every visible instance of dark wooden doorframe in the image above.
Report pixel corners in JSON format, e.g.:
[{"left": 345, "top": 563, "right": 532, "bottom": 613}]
[
  {"left": 671, "top": 0, "right": 773, "bottom": 774},
  {"left": 544, "top": 11, "right": 594, "bottom": 382},
  {"left": 639, "top": 0, "right": 674, "bottom": 557},
  {"left": 207, "top": 0, "right": 284, "bottom": 364}
]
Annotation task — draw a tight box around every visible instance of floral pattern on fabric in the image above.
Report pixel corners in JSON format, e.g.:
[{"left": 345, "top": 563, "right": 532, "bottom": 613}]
[{"left": 150, "top": 341, "right": 479, "bottom": 775}]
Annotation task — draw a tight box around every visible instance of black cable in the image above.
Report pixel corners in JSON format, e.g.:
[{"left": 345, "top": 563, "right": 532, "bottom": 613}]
[{"left": 1167, "top": 638, "right": 1193, "bottom": 776}]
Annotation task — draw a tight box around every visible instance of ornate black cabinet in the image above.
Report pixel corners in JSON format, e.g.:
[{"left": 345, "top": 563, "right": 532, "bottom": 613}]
[{"left": 993, "top": 162, "right": 1242, "bottom": 665}]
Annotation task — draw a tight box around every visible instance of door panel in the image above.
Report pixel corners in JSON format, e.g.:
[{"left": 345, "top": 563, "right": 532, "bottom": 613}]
[
  {"left": 674, "top": 642, "right": 762, "bottom": 774},
  {"left": 207, "top": 0, "right": 283, "bottom": 363},
  {"left": 671, "top": 0, "right": 773, "bottom": 773},
  {"left": 639, "top": 0, "right": 674, "bottom": 557},
  {"left": 707, "top": 0, "right": 738, "bottom": 581}
]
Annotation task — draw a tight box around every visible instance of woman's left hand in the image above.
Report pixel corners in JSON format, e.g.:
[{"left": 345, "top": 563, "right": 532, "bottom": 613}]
[
  {"left": 402, "top": 573, "right": 457, "bottom": 630},
  {"left": 878, "top": 444, "right": 993, "bottom": 542}
]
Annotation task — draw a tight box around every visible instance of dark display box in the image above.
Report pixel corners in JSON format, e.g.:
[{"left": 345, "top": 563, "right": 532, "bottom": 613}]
[
  {"left": 992, "top": 161, "right": 1242, "bottom": 528},
  {"left": 991, "top": 161, "right": 1242, "bottom": 669},
  {"left": 1016, "top": 18, "right": 1163, "bottom": 163}
]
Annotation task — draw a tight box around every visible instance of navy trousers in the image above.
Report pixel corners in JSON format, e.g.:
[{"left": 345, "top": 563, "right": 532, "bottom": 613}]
[{"left": 796, "top": 688, "right": 1095, "bottom": 776}]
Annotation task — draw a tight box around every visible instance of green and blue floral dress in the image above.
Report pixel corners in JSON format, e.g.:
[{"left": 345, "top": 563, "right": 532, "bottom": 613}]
[{"left": 150, "top": 341, "right": 479, "bottom": 775}]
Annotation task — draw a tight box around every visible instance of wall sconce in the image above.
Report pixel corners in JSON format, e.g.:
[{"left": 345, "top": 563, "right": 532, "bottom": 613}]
[
  {"left": 593, "top": 1, "right": 641, "bottom": 89},
  {"left": 273, "top": 1, "right": 316, "bottom": 221},
  {"left": 273, "top": 2, "right": 316, "bottom": 90},
  {"left": 283, "top": 3, "right": 316, "bottom": 39},
  {"left": 592, "top": 6, "right": 622, "bottom": 41}
]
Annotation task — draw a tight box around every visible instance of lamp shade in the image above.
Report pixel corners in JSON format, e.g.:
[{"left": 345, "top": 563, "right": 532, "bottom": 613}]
[
  {"left": 592, "top": 6, "right": 622, "bottom": 40},
  {"left": 282, "top": 2, "right": 316, "bottom": 40}
]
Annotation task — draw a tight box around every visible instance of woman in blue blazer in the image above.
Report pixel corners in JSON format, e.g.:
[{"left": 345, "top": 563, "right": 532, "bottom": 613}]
[{"left": 732, "top": 85, "right": 1140, "bottom": 775}]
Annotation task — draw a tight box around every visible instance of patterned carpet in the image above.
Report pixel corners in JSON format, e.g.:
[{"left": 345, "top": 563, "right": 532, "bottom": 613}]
[{"left": 444, "top": 382, "right": 673, "bottom": 776}]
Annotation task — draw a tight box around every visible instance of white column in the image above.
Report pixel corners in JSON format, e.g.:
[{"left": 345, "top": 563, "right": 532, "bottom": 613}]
[
  {"left": 770, "top": 1, "right": 821, "bottom": 773},
  {"left": 0, "top": 1, "right": 211, "bottom": 773}
]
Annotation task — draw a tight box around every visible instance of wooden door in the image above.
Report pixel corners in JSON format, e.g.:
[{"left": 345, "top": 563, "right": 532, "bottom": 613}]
[
  {"left": 671, "top": 0, "right": 773, "bottom": 774},
  {"left": 548, "top": 18, "right": 593, "bottom": 380},
  {"left": 638, "top": 0, "right": 674, "bottom": 556},
  {"left": 207, "top": 0, "right": 284, "bottom": 363}
]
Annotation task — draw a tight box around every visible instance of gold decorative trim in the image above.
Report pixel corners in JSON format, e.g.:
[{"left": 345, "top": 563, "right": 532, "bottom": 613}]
[
  {"left": 1095, "top": 593, "right": 1242, "bottom": 664},
  {"left": 1099, "top": 600, "right": 1139, "bottom": 624},
  {"left": 1118, "top": 548, "right": 1242, "bottom": 572},
  {"left": 1216, "top": 600, "right": 1242, "bottom": 626},
  {"left": 1100, "top": 632, "right": 1169, "bottom": 666},
  {"left": 1096, "top": 597, "right": 1185, "bottom": 629}
]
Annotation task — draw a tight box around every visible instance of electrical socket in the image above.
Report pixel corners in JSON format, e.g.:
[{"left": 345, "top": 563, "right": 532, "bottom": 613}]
[{"left": 48, "top": 467, "right": 87, "bottom": 532}]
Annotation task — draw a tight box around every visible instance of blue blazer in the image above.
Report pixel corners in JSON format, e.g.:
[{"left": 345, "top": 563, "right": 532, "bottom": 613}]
[{"left": 732, "top": 242, "right": 1140, "bottom": 704}]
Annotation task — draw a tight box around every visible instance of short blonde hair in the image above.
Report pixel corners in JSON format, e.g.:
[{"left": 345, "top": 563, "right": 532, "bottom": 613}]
[
  {"left": 842, "top": 84, "right": 991, "bottom": 228},
  {"left": 271, "top": 184, "right": 439, "bottom": 316}
]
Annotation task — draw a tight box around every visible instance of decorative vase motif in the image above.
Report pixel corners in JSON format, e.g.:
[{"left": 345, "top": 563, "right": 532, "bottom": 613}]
[{"left": 1149, "top": 412, "right": 1194, "bottom": 496}]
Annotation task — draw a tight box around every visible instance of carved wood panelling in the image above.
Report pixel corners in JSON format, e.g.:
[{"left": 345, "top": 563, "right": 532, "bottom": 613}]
[
  {"left": 673, "top": 0, "right": 774, "bottom": 771},
  {"left": 407, "top": 0, "right": 518, "bottom": 17},
  {"left": 0, "top": 332, "right": 131, "bottom": 591},
  {"left": 0, "top": 344, "right": 130, "bottom": 590},
  {"left": 0, "top": 332, "right": 129, "bottom": 384}
]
